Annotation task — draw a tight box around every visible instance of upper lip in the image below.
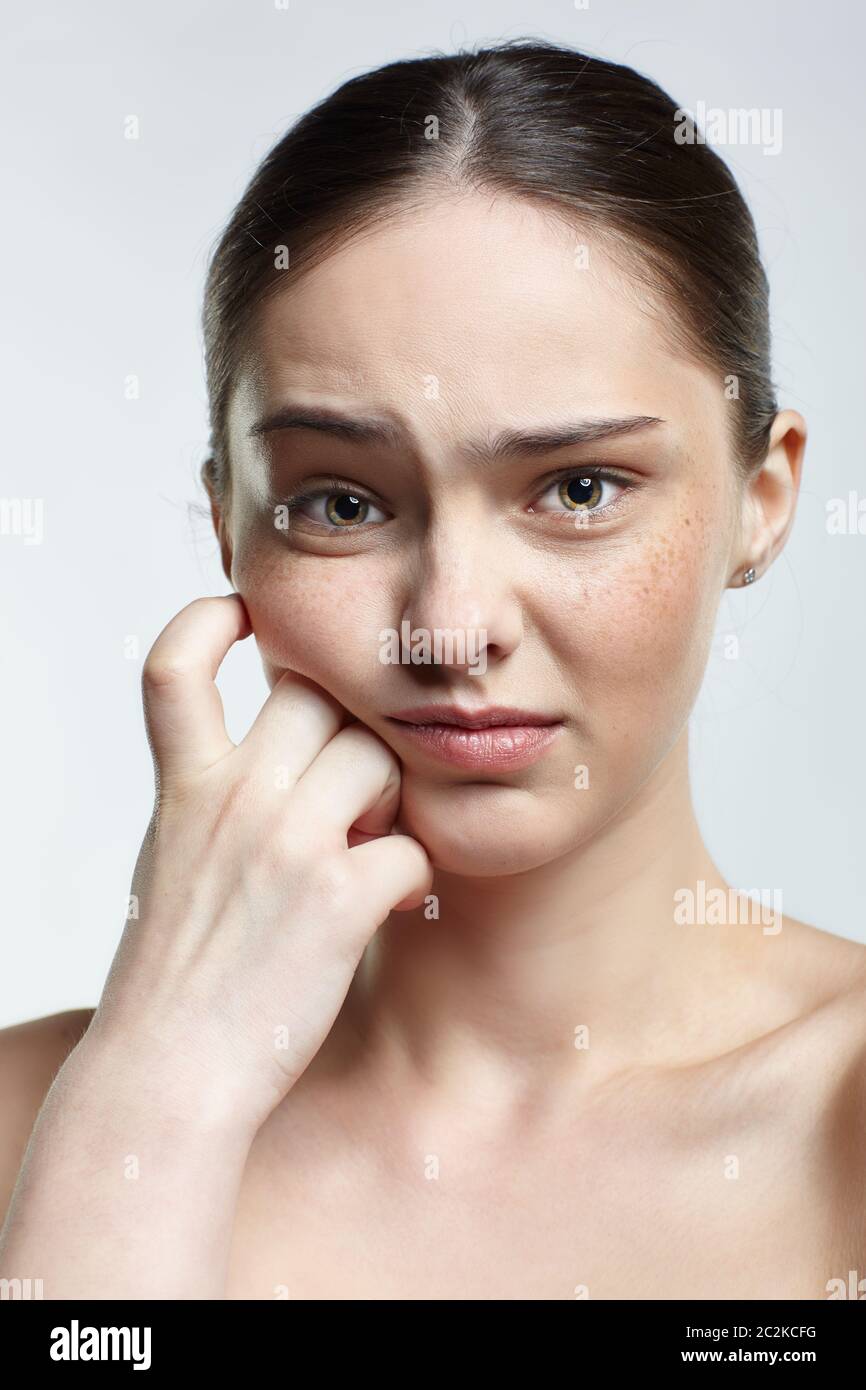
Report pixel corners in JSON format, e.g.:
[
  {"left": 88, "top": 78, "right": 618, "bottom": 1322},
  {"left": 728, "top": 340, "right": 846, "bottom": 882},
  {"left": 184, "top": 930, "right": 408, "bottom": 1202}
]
[{"left": 387, "top": 704, "right": 561, "bottom": 729}]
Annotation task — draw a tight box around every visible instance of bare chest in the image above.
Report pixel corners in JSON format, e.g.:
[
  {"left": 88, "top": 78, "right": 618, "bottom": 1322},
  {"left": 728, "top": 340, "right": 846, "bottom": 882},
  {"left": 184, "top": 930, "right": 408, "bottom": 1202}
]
[{"left": 223, "top": 1102, "right": 848, "bottom": 1300}]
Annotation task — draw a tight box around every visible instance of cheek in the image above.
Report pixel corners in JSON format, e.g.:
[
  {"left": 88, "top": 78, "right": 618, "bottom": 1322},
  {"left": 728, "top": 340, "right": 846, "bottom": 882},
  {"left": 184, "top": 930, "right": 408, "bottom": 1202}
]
[
  {"left": 232, "top": 543, "right": 389, "bottom": 701},
  {"left": 553, "top": 512, "right": 724, "bottom": 742}
]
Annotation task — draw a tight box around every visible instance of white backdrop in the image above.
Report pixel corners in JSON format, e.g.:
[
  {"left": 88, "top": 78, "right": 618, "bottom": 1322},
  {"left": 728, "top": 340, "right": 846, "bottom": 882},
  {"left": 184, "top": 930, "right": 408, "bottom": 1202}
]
[{"left": 1, "top": 0, "right": 863, "bottom": 1027}]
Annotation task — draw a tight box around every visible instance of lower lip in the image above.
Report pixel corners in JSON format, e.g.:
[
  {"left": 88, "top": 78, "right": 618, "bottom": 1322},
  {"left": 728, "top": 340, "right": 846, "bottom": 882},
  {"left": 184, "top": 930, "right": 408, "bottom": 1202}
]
[{"left": 387, "top": 720, "right": 563, "bottom": 770}]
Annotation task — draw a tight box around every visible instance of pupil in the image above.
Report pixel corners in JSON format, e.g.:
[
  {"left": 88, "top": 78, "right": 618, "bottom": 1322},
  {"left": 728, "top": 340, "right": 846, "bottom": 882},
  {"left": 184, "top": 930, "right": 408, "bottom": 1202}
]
[
  {"left": 566, "top": 477, "right": 595, "bottom": 506},
  {"left": 333, "top": 493, "right": 362, "bottom": 521}
]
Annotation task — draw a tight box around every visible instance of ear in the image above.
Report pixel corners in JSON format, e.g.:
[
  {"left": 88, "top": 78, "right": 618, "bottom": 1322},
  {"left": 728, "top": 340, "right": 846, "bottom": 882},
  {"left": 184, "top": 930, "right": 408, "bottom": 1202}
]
[
  {"left": 201, "top": 459, "right": 234, "bottom": 586},
  {"left": 728, "top": 409, "right": 807, "bottom": 588}
]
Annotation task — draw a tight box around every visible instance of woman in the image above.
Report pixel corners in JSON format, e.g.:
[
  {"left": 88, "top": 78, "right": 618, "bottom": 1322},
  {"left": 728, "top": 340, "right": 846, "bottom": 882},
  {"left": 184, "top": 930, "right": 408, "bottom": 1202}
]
[{"left": 1, "top": 38, "right": 864, "bottom": 1301}]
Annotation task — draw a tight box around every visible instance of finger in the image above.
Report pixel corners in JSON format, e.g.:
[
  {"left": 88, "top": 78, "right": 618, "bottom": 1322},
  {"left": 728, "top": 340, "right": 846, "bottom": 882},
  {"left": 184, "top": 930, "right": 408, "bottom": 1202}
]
[
  {"left": 141, "top": 593, "right": 251, "bottom": 787},
  {"left": 242, "top": 669, "right": 350, "bottom": 786},
  {"left": 289, "top": 725, "right": 400, "bottom": 841},
  {"left": 346, "top": 763, "right": 401, "bottom": 848},
  {"left": 347, "top": 834, "right": 434, "bottom": 915}
]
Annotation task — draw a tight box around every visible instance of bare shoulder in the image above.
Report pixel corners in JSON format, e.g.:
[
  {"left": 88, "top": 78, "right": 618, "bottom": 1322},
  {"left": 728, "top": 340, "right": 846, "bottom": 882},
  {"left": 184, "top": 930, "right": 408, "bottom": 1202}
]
[
  {"left": 714, "top": 910, "right": 866, "bottom": 1109},
  {"left": 758, "top": 912, "right": 866, "bottom": 1053},
  {"left": 749, "top": 913, "right": 866, "bottom": 1179},
  {"left": 0, "top": 1008, "right": 96, "bottom": 1220},
  {"left": 776, "top": 912, "right": 866, "bottom": 1002},
  {"left": 780, "top": 919, "right": 866, "bottom": 1259}
]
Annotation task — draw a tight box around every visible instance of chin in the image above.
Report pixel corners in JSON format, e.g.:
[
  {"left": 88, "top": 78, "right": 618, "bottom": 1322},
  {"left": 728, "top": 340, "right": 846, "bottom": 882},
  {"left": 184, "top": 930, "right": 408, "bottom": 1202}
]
[{"left": 393, "top": 775, "right": 579, "bottom": 877}]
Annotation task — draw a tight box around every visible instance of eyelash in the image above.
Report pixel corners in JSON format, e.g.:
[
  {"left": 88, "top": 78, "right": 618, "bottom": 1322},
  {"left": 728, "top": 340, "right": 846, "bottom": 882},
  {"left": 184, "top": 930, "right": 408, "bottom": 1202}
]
[
  {"left": 529, "top": 466, "right": 634, "bottom": 520},
  {"left": 275, "top": 476, "right": 383, "bottom": 529},
  {"left": 275, "top": 467, "right": 635, "bottom": 531}
]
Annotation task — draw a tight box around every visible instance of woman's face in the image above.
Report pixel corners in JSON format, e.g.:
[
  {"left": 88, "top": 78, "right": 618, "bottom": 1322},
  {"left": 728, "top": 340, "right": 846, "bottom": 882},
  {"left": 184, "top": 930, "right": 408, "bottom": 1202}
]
[{"left": 219, "top": 194, "right": 743, "bottom": 875}]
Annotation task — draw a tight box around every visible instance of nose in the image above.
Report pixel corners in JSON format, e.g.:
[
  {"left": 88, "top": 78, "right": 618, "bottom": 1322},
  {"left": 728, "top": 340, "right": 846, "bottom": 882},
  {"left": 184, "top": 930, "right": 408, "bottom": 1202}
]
[{"left": 398, "top": 528, "right": 523, "bottom": 674}]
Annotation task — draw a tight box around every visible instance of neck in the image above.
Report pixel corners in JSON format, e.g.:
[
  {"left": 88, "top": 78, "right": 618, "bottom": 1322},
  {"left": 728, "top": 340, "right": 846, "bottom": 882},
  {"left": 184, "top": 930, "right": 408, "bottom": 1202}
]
[{"left": 340, "top": 727, "right": 773, "bottom": 1106}]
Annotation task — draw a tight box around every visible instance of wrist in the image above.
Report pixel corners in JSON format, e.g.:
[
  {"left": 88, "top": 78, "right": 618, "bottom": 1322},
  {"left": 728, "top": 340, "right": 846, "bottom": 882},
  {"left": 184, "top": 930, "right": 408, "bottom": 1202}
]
[{"left": 58, "top": 1028, "right": 262, "bottom": 1149}]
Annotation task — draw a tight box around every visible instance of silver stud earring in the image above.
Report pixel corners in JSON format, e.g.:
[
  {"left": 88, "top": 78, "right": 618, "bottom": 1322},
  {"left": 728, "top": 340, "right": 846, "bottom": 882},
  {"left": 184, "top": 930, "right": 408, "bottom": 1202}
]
[{"left": 743, "top": 567, "right": 756, "bottom": 585}]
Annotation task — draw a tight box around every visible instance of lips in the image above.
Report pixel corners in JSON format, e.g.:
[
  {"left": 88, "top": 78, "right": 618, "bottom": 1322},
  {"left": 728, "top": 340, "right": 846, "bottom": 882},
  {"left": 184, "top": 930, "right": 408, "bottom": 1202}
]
[
  {"left": 385, "top": 705, "right": 563, "bottom": 769},
  {"left": 387, "top": 704, "right": 558, "bottom": 729}
]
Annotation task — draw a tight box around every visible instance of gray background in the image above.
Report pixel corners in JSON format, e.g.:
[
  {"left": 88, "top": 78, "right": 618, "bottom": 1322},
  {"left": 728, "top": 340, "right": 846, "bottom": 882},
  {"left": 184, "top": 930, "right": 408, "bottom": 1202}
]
[{"left": 1, "top": 0, "right": 863, "bottom": 1027}]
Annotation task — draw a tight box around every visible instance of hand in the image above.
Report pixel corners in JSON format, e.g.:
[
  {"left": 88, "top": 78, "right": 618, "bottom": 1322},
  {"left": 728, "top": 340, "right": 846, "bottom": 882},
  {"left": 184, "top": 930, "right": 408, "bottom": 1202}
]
[{"left": 87, "top": 593, "right": 432, "bottom": 1131}]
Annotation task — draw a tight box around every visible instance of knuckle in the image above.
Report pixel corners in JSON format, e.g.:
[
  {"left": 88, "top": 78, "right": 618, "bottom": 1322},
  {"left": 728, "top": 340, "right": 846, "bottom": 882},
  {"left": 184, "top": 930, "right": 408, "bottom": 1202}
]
[
  {"left": 338, "top": 722, "right": 385, "bottom": 753},
  {"left": 141, "top": 652, "right": 190, "bottom": 692},
  {"left": 260, "top": 829, "right": 354, "bottom": 907},
  {"left": 309, "top": 857, "right": 355, "bottom": 903},
  {"left": 250, "top": 818, "right": 311, "bottom": 883},
  {"left": 336, "top": 724, "right": 398, "bottom": 774},
  {"left": 176, "top": 594, "right": 216, "bottom": 621}
]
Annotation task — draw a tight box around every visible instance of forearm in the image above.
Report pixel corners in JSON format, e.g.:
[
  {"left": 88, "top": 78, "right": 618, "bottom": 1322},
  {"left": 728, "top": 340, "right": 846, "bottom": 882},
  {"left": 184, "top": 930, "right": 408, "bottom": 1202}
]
[{"left": 0, "top": 1036, "right": 257, "bottom": 1299}]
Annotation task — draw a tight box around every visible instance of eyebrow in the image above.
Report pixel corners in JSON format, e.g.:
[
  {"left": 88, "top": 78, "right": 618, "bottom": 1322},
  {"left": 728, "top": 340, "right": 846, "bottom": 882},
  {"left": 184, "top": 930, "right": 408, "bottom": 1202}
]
[{"left": 248, "top": 404, "right": 665, "bottom": 459}]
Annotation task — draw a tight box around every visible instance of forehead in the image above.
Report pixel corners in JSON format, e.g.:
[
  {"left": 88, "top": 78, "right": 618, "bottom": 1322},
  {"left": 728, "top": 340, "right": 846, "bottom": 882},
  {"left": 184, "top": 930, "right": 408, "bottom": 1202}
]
[{"left": 235, "top": 194, "right": 721, "bottom": 439}]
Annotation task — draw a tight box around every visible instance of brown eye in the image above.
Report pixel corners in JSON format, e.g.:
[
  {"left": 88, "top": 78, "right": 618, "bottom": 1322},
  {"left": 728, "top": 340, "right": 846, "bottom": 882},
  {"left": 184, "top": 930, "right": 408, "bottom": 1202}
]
[
  {"left": 324, "top": 492, "right": 369, "bottom": 526},
  {"left": 531, "top": 471, "right": 628, "bottom": 517},
  {"left": 557, "top": 476, "right": 602, "bottom": 511},
  {"left": 285, "top": 488, "right": 388, "bottom": 529}
]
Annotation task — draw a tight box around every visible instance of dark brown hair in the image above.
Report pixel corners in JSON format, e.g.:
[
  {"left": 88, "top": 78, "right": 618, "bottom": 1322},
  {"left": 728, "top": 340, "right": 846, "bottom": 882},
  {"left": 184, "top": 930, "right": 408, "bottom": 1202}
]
[{"left": 200, "top": 37, "right": 777, "bottom": 511}]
